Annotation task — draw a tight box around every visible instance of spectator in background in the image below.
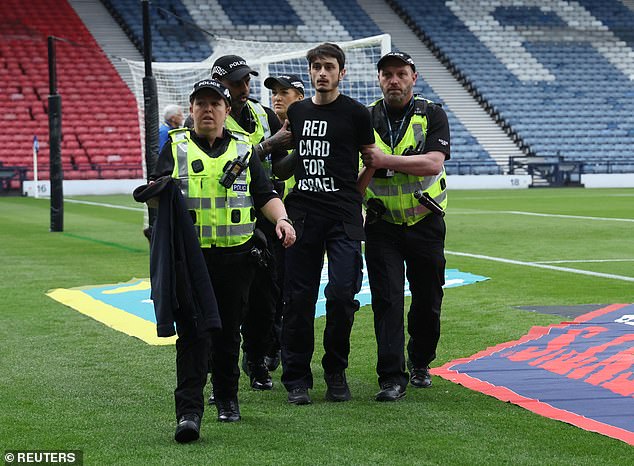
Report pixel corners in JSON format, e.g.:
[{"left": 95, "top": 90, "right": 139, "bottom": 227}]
[
  {"left": 260, "top": 73, "right": 306, "bottom": 371},
  {"left": 359, "top": 52, "right": 450, "bottom": 402},
  {"left": 159, "top": 104, "right": 184, "bottom": 151}
]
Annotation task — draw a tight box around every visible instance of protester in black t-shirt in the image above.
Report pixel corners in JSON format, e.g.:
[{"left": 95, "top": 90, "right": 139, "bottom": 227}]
[{"left": 281, "top": 43, "right": 378, "bottom": 405}]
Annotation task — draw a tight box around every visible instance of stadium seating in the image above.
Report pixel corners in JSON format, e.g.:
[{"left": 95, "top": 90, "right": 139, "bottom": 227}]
[
  {"left": 412, "top": 80, "right": 494, "bottom": 175},
  {"left": 389, "top": 0, "right": 634, "bottom": 173},
  {"left": 100, "top": 0, "right": 491, "bottom": 170},
  {"left": 0, "top": 0, "right": 142, "bottom": 187},
  {"left": 6, "top": 0, "right": 630, "bottom": 191},
  {"left": 101, "top": 0, "right": 382, "bottom": 62},
  {"left": 101, "top": 0, "right": 212, "bottom": 61}
]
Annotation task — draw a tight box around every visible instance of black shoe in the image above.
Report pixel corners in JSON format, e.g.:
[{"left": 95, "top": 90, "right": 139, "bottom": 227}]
[
  {"left": 410, "top": 366, "right": 432, "bottom": 388},
  {"left": 287, "top": 387, "right": 312, "bottom": 405},
  {"left": 264, "top": 350, "right": 281, "bottom": 372},
  {"left": 375, "top": 383, "right": 406, "bottom": 402},
  {"left": 216, "top": 398, "right": 241, "bottom": 422},
  {"left": 324, "top": 372, "right": 351, "bottom": 402},
  {"left": 247, "top": 361, "right": 273, "bottom": 390},
  {"left": 174, "top": 413, "right": 201, "bottom": 443}
]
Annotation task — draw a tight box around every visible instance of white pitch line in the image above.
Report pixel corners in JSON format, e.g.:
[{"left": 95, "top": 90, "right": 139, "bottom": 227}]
[
  {"left": 450, "top": 210, "right": 634, "bottom": 222},
  {"left": 535, "top": 259, "right": 634, "bottom": 264},
  {"left": 504, "top": 211, "right": 634, "bottom": 222},
  {"left": 64, "top": 198, "right": 145, "bottom": 212},
  {"left": 446, "top": 250, "right": 634, "bottom": 282}
]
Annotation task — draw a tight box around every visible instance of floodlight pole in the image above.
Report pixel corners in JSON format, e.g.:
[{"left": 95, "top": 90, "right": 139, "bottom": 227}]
[{"left": 48, "top": 36, "right": 63, "bottom": 232}]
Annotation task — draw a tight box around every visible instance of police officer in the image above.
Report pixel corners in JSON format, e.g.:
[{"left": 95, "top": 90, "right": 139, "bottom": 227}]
[
  {"left": 154, "top": 79, "right": 296, "bottom": 433},
  {"left": 360, "top": 52, "right": 450, "bottom": 402},
  {"left": 212, "top": 55, "right": 293, "bottom": 390},
  {"left": 261, "top": 73, "right": 306, "bottom": 370}
]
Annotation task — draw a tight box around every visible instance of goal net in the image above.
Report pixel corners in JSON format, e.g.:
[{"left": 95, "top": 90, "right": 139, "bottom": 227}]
[
  {"left": 124, "top": 33, "right": 391, "bottom": 135},
  {"left": 124, "top": 34, "right": 390, "bottom": 228}
]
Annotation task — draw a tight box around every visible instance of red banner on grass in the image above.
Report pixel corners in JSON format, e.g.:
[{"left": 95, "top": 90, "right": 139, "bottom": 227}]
[{"left": 433, "top": 303, "right": 634, "bottom": 445}]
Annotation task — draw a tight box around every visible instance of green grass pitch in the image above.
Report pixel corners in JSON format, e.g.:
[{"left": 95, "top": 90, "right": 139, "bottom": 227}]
[{"left": 1, "top": 187, "right": 632, "bottom": 465}]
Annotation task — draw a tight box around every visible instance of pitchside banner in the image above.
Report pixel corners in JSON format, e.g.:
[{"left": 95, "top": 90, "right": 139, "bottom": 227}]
[{"left": 434, "top": 303, "right": 634, "bottom": 445}]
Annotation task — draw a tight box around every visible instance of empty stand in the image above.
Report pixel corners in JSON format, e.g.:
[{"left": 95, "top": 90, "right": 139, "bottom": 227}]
[
  {"left": 0, "top": 0, "right": 142, "bottom": 188},
  {"left": 389, "top": 0, "right": 634, "bottom": 174}
]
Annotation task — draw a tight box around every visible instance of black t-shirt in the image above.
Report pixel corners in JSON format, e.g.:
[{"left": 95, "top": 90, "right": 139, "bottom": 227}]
[
  {"left": 153, "top": 129, "right": 278, "bottom": 210},
  {"left": 373, "top": 97, "right": 451, "bottom": 159},
  {"left": 285, "top": 94, "right": 375, "bottom": 226}
]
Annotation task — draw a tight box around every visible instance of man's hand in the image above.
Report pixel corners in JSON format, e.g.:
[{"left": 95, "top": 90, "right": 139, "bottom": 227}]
[
  {"left": 265, "top": 120, "right": 293, "bottom": 153},
  {"left": 361, "top": 144, "right": 387, "bottom": 169},
  {"left": 276, "top": 218, "right": 296, "bottom": 248}
]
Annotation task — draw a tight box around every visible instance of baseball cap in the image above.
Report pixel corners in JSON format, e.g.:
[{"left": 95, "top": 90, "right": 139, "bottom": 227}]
[
  {"left": 263, "top": 74, "right": 305, "bottom": 96},
  {"left": 189, "top": 79, "right": 232, "bottom": 105},
  {"left": 211, "top": 55, "right": 259, "bottom": 81},
  {"left": 377, "top": 51, "right": 416, "bottom": 72}
]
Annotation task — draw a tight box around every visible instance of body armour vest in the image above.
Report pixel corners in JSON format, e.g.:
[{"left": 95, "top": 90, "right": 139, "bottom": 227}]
[
  {"left": 366, "top": 97, "right": 447, "bottom": 226},
  {"left": 225, "top": 100, "right": 274, "bottom": 178},
  {"left": 169, "top": 128, "right": 255, "bottom": 247}
]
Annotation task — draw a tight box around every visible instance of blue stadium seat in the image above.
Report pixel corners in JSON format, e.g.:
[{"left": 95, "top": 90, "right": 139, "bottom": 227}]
[{"left": 390, "top": 0, "right": 634, "bottom": 172}]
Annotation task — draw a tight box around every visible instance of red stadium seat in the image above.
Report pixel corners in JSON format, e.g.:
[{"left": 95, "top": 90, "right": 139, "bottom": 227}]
[{"left": 0, "top": 0, "right": 142, "bottom": 182}]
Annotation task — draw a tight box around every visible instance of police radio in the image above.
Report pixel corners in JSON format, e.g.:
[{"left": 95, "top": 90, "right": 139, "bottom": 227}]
[
  {"left": 413, "top": 190, "right": 445, "bottom": 217},
  {"left": 219, "top": 151, "right": 250, "bottom": 189}
]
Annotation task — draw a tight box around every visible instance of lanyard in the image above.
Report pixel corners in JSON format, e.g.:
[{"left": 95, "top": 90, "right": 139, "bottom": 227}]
[{"left": 383, "top": 98, "right": 414, "bottom": 154}]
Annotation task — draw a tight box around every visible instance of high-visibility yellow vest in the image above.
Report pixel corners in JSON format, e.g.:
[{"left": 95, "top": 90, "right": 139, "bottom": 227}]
[
  {"left": 226, "top": 100, "right": 273, "bottom": 177},
  {"left": 169, "top": 128, "right": 255, "bottom": 247},
  {"left": 366, "top": 97, "right": 447, "bottom": 226}
]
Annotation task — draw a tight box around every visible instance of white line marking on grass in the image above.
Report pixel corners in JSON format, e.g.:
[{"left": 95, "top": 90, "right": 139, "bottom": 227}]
[
  {"left": 504, "top": 211, "right": 634, "bottom": 222},
  {"left": 535, "top": 259, "right": 634, "bottom": 264},
  {"left": 64, "top": 199, "right": 145, "bottom": 212},
  {"left": 451, "top": 210, "right": 634, "bottom": 222},
  {"left": 446, "top": 250, "right": 634, "bottom": 282}
]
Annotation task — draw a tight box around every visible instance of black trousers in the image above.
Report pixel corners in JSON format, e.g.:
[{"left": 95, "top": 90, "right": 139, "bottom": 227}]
[
  {"left": 281, "top": 211, "right": 363, "bottom": 390},
  {"left": 365, "top": 214, "right": 446, "bottom": 387},
  {"left": 266, "top": 238, "right": 286, "bottom": 357},
  {"left": 173, "top": 314, "right": 212, "bottom": 421},
  {"left": 241, "top": 229, "right": 283, "bottom": 362},
  {"left": 203, "top": 248, "right": 255, "bottom": 401}
]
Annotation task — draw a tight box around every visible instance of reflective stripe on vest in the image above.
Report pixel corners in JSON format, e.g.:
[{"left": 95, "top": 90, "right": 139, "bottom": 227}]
[
  {"left": 366, "top": 97, "right": 447, "bottom": 226},
  {"left": 170, "top": 129, "right": 255, "bottom": 247}
]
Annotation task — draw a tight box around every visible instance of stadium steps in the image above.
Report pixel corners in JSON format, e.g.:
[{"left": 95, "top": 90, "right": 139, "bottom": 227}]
[
  {"left": 67, "top": 0, "right": 142, "bottom": 92},
  {"left": 622, "top": 0, "right": 634, "bottom": 12},
  {"left": 356, "top": 0, "right": 525, "bottom": 173}
]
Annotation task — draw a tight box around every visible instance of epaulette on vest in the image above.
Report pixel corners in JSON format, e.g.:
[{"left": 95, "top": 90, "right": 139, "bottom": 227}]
[
  {"left": 168, "top": 127, "right": 189, "bottom": 142},
  {"left": 228, "top": 130, "right": 251, "bottom": 143},
  {"left": 370, "top": 97, "right": 438, "bottom": 127}
]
